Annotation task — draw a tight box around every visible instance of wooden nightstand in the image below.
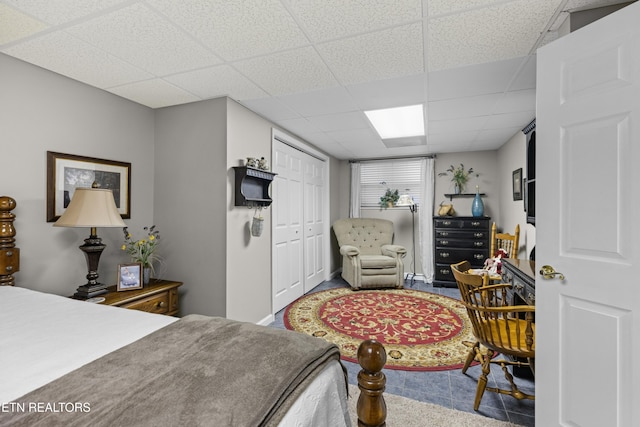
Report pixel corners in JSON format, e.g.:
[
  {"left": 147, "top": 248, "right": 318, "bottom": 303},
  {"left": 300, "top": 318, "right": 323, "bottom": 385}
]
[{"left": 99, "top": 279, "right": 182, "bottom": 316}]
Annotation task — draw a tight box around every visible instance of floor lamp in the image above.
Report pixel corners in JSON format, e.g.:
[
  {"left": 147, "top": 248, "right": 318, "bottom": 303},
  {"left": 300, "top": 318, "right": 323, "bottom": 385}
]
[{"left": 397, "top": 195, "right": 417, "bottom": 286}]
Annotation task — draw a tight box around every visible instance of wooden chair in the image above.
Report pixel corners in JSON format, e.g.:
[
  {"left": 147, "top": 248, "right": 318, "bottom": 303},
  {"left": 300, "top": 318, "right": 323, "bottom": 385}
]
[
  {"left": 489, "top": 223, "right": 520, "bottom": 258},
  {"left": 451, "top": 261, "right": 535, "bottom": 411}
]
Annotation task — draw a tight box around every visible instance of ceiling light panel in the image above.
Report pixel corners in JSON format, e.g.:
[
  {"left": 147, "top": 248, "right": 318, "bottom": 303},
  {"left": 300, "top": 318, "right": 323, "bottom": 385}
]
[
  {"left": 148, "top": 0, "right": 308, "bottom": 61},
  {"left": 234, "top": 46, "right": 338, "bottom": 96},
  {"left": 65, "top": 3, "right": 222, "bottom": 76},
  {"left": 365, "top": 104, "right": 424, "bottom": 139},
  {"left": 317, "top": 23, "right": 424, "bottom": 85},
  {"left": 287, "top": 0, "right": 421, "bottom": 42},
  {"left": 3, "top": 31, "right": 152, "bottom": 88}
]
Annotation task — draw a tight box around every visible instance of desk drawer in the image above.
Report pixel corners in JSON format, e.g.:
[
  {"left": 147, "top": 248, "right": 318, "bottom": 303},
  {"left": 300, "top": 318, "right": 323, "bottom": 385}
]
[{"left": 121, "top": 291, "right": 170, "bottom": 314}]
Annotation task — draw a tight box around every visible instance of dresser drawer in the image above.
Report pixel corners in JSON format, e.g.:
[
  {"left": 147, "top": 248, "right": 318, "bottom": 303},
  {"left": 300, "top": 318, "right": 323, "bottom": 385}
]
[
  {"left": 435, "top": 229, "right": 488, "bottom": 239},
  {"left": 435, "top": 248, "right": 488, "bottom": 264},
  {"left": 434, "top": 217, "right": 490, "bottom": 229},
  {"left": 436, "top": 238, "right": 487, "bottom": 249},
  {"left": 121, "top": 291, "right": 170, "bottom": 314}
]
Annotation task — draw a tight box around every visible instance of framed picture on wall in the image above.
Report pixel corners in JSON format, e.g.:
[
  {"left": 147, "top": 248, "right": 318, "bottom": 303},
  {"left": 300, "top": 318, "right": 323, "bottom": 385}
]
[
  {"left": 512, "top": 168, "right": 523, "bottom": 201},
  {"left": 46, "top": 151, "right": 131, "bottom": 222}
]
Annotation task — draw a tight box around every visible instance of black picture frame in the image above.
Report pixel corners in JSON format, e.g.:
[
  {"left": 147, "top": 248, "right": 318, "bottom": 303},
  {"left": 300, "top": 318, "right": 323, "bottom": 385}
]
[
  {"left": 117, "top": 263, "right": 143, "bottom": 291},
  {"left": 512, "top": 168, "right": 523, "bottom": 201},
  {"left": 46, "top": 151, "right": 131, "bottom": 222}
]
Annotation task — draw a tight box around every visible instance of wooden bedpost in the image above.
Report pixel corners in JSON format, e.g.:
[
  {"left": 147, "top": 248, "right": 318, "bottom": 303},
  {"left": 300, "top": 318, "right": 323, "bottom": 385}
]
[
  {"left": 357, "top": 339, "right": 387, "bottom": 427},
  {"left": 0, "top": 196, "right": 19, "bottom": 286}
]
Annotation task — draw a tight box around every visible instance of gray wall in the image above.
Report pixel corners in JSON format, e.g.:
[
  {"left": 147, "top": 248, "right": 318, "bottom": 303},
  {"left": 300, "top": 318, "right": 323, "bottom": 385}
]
[{"left": 0, "top": 54, "right": 156, "bottom": 296}]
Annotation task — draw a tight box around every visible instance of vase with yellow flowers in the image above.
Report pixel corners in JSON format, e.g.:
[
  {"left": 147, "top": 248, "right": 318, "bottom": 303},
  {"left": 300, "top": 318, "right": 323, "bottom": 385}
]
[{"left": 122, "top": 225, "right": 161, "bottom": 285}]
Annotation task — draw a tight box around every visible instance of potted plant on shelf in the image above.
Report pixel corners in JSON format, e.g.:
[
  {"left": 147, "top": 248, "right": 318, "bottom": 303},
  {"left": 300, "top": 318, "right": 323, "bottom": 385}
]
[
  {"left": 438, "top": 163, "right": 475, "bottom": 194},
  {"left": 379, "top": 188, "right": 399, "bottom": 209}
]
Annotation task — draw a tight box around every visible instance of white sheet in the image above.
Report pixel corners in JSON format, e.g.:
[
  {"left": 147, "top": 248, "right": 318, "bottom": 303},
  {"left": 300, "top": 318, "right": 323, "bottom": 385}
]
[{"left": 0, "top": 286, "right": 351, "bottom": 426}]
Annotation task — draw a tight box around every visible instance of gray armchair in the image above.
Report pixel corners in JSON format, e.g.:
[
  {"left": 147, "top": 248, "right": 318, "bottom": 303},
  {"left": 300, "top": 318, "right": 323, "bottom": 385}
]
[{"left": 333, "top": 218, "right": 407, "bottom": 290}]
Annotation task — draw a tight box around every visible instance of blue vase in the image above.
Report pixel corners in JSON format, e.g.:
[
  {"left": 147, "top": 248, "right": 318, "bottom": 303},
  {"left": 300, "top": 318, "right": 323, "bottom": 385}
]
[{"left": 471, "top": 186, "right": 484, "bottom": 217}]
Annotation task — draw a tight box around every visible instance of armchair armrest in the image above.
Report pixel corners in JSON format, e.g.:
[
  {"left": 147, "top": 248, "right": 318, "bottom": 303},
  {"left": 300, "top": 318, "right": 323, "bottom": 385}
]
[
  {"left": 381, "top": 244, "right": 407, "bottom": 258},
  {"left": 340, "top": 245, "right": 360, "bottom": 257}
]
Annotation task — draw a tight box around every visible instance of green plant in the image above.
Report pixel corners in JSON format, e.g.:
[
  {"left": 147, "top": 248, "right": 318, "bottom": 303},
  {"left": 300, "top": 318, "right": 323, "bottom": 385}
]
[
  {"left": 121, "top": 225, "right": 161, "bottom": 271},
  {"left": 438, "top": 164, "right": 475, "bottom": 192},
  {"left": 379, "top": 188, "right": 399, "bottom": 208}
]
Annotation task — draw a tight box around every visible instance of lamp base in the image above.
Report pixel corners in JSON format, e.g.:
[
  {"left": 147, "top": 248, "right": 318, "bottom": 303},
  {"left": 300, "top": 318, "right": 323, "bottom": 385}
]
[{"left": 73, "top": 283, "right": 108, "bottom": 299}]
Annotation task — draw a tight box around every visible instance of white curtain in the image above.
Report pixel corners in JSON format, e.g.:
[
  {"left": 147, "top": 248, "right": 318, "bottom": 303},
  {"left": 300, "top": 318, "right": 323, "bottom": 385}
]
[
  {"left": 349, "top": 162, "right": 361, "bottom": 218},
  {"left": 418, "top": 158, "right": 435, "bottom": 282}
]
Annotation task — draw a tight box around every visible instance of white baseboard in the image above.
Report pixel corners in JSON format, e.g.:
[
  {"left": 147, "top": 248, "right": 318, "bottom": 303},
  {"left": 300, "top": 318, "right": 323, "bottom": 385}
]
[{"left": 257, "top": 313, "right": 274, "bottom": 326}]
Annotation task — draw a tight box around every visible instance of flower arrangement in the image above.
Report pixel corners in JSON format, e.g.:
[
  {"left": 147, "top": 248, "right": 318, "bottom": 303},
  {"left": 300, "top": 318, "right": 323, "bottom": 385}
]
[
  {"left": 438, "top": 163, "right": 475, "bottom": 193},
  {"left": 122, "top": 225, "right": 161, "bottom": 271},
  {"left": 379, "top": 188, "right": 399, "bottom": 209}
]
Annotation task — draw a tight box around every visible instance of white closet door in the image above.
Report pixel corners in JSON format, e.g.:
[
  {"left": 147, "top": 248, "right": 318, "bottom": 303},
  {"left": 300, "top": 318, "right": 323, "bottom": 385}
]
[
  {"left": 272, "top": 142, "right": 304, "bottom": 313},
  {"left": 303, "top": 155, "right": 326, "bottom": 292}
]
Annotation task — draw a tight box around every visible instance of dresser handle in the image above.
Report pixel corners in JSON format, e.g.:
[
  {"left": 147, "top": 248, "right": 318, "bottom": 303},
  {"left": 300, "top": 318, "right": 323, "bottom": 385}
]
[
  {"left": 5, "top": 251, "right": 12, "bottom": 257},
  {"left": 474, "top": 254, "right": 484, "bottom": 259},
  {"left": 474, "top": 233, "right": 484, "bottom": 238},
  {"left": 440, "top": 232, "right": 449, "bottom": 237},
  {"left": 440, "top": 252, "right": 449, "bottom": 258},
  {"left": 440, "top": 269, "right": 450, "bottom": 275},
  {"left": 471, "top": 221, "right": 480, "bottom": 226},
  {"left": 5, "top": 266, "right": 13, "bottom": 272},
  {"left": 442, "top": 221, "right": 452, "bottom": 226},
  {"left": 441, "top": 240, "right": 449, "bottom": 245},
  {"left": 474, "top": 242, "right": 484, "bottom": 247},
  {"left": 156, "top": 301, "right": 166, "bottom": 308}
]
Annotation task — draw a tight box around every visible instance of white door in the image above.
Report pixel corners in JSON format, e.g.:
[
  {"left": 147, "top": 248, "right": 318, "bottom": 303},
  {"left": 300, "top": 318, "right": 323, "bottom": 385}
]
[
  {"left": 536, "top": 3, "right": 640, "bottom": 426},
  {"left": 272, "top": 142, "right": 304, "bottom": 313},
  {"left": 303, "top": 155, "right": 326, "bottom": 292}
]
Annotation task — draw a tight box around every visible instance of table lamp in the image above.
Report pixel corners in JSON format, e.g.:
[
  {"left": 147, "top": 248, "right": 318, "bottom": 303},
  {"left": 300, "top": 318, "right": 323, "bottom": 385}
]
[
  {"left": 396, "top": 194, "right": 417, "bottom": 285},
  {"left": 54, "top": 186, "right": 126, "bottom": 299}
]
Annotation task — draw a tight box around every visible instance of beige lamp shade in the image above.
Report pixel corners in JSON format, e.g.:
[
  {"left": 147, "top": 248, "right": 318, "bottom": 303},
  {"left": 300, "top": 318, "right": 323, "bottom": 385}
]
[
  {"left": 396, "top": 194, "right": 415, "bottom": 206},
  {"left": 54, "top": 188, "right": 126, "bottom": 228}
]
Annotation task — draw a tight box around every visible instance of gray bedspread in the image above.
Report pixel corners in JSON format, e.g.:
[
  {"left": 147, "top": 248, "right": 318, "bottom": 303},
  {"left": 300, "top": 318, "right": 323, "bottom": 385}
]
[{"left": 3, "top": 314, "right": 345, "bottom": 426}]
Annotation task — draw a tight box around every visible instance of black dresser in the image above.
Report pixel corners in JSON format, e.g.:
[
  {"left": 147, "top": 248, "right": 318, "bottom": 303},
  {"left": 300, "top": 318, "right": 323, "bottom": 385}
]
[{"left": 433, "top": 216, "right": 491, "bottom": 287}]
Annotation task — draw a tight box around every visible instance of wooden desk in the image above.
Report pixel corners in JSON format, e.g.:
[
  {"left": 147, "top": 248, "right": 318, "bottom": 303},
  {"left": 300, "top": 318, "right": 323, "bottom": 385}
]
[{"left": 501, "top": 258, "right": 535, "bottom": 306}]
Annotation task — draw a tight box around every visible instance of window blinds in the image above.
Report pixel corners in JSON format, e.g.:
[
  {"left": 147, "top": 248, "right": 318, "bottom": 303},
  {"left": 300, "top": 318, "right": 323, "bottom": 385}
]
[{"left": 359, "top": 159, "right": 423, "bottom": 207}]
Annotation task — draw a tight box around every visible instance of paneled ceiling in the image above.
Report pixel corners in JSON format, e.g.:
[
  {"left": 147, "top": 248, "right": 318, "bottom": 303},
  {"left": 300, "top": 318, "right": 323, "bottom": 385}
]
[{"left": 0, "top": 0, "right": 627, "bottom": 159}]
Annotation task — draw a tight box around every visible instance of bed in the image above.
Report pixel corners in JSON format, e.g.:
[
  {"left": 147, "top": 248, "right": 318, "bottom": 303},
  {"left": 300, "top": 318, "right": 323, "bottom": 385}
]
[{"left": 0, "top": 196, "right": 388, "bottom": 427}]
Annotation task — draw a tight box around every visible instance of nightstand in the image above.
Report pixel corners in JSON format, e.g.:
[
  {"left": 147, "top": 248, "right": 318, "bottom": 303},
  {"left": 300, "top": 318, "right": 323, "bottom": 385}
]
[{"left": 98, "top": 279, "right": 182, "bottom": 316}]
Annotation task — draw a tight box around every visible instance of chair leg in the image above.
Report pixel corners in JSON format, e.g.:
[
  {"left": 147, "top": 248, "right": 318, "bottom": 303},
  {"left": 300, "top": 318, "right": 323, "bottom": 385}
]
[
  {"left": 473, "top": 351, "right": 493, "bottom": 411},
  {"left": 461, "top": 341, "right": 479, "bottom": 374}
]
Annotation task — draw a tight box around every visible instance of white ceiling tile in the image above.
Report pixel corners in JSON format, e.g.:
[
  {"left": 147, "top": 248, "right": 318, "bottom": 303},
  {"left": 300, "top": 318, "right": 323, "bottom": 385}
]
[
  {"left": 288, "top": 0, "right": 422, "bottom": 42},
  {"left": 3, "top": 31, "right": 152, "bottom": 88},
  {"left": 165, "top": 65, "right": 268, "bottom": 100},
  {"left": 275, "top": 117, "right": 323, "bottom": 135},
  {"left": 427, "top": 0, "right": 509, "bottom": 16},
  {"left": 428, "top": 93, "right": 501, "bottom": 120},
  {"left": 317, "top": 23, "right": 424, "bottom": 85},
  {"left": 277, "top": 86, "right": 359, "bottom": 117},
  {"left": 0, "top": 3, "right": 49, "bottom": 44},
  {"left": 429, "top": 116, "right": 489, "bottom": 134},
  {"left": 508, "top": 55, "right": 537, "bottom": 91},
  {"left": 476, "top": 126, "right": 523, "bottom": 144},
  {"left": 2, "top": 0, "right": 130, "bottom": 25},
  {"left": 149, "top": 0, "right": 308, "bottom": 61},
  {"left": 307, "top": 111, "right": 370, "bottom": 132},
  {"left": 65, "top": 3, "right": 222, "bottom": 76},
  {"left": 326, "top": 128, "right": 381, "bottom": 144},
  {"left": 234, "top": 46, "right": 339, "bottom": 96},
  {"left": 483, "top": 110, "right": 534, "bottom": 129},
  {"left": 427, "top": 0, "right": 561, "bottom": 71},
  {"left": 346, "top": 73, "right": 427, "bottom": 110},
  {"left": 108, "top": 79, "right": 201, "bottom": 108},
  {"left": 493, "top": 89, "right": 536, "bottom": 113},
  {"left": 428, "top": 57, "right": 525, "bottom": 100},
  {"left": 427, "top": 131, "right": 478, "bottom": 146},
  {"left": 239, "top": 97, "right": 300, "bottom": 121}
]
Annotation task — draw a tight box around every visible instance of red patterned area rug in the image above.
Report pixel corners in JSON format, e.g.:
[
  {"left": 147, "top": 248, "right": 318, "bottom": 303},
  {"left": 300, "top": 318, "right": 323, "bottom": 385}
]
[{"left": 284, "top": 288, "right": 475, "bottom": 371}]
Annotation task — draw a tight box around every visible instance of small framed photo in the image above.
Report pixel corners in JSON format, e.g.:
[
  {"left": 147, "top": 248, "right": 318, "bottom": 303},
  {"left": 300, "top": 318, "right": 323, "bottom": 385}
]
[
  {"left": 512, "top": 168, "right": 523, "bottom": 201},
  {"left": 46, "top": 151, "right": 131, "bottom": 222},
  {"left": 117, "top": 263, "right": 143, "bottom": 291}
]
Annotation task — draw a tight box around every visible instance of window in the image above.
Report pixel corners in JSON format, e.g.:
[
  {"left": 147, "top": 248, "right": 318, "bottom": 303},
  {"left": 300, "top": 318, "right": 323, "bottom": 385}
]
[{"left": 359, "top": 159, "right": 423, "bottom": 207}]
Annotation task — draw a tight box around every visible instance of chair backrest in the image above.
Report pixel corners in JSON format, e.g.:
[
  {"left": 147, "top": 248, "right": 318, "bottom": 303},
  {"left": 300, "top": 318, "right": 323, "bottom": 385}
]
[
  {"left": 489, "top": 222, "right": 520, "bottom": 258},
  {"left": 451, "top": 261, "right": 535, "bottom": 358},
  {"left": 333, "top": 218, "right": 394, "bottom": 256}
]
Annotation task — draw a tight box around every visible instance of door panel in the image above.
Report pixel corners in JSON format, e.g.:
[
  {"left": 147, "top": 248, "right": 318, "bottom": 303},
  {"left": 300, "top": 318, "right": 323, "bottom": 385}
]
[{"left": 536, "top": 3, "right": 639, "bottom": 426}]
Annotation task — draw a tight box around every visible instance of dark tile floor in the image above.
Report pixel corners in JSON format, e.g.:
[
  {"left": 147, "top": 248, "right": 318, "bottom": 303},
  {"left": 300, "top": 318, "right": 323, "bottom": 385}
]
[{"left": 269, "top": 278, "right": 535, "bottom": 427}]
